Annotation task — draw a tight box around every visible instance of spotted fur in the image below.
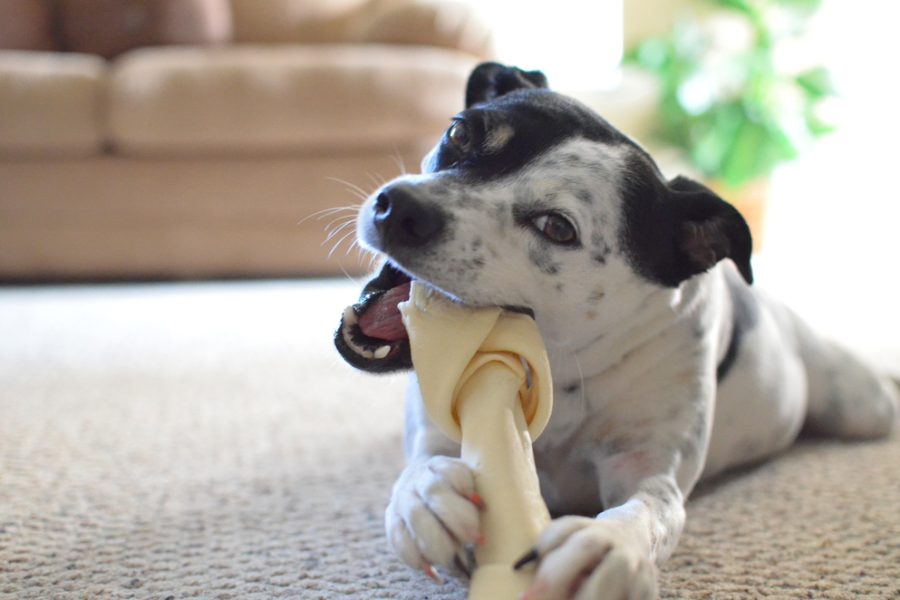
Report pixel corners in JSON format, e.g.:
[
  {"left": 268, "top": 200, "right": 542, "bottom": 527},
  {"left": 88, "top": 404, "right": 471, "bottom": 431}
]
[{"left": 345, "top": 62, "right": 899, "bottom": 599}]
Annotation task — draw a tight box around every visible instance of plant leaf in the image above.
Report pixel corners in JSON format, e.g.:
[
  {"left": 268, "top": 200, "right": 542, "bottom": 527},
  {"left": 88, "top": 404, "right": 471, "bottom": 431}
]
[
  {"left": 805, "top": 109, "right": 837, "bottom": 136},
  {"left": 714, "top": 0, "right": 757, "bottom": 18},
  {"left": 777, "top": 0, "right": 824, "bottom": 17},
  {"left": 719, "top": 119, "right": 769, "bottom": 187},
  {"left": 795, "top": 67, "right": 834, "bottom": 100}
]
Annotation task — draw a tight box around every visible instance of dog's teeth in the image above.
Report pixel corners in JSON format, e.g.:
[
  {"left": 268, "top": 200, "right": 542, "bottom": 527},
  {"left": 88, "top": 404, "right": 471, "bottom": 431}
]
[
  {"left": 352, "top": 339, "right": 374, "bottom": 359},
  {"left": 349, "top": 339, "right": 374, "bottom": 359},
  {"left": 341, "top": 305, "right": 388, "bottom": 361},
  {"left": 341, "top": 319, "right": 373, "bottom": 359}
]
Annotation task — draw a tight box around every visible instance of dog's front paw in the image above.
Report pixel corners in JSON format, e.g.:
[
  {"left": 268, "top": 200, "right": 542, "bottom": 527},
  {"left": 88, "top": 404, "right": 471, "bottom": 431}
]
[
  {"left": 385, "top": 456, "right": 484, "bottom": 580},
  {"left": 521, "top": 516, "right": 658, "bottom": 600}
]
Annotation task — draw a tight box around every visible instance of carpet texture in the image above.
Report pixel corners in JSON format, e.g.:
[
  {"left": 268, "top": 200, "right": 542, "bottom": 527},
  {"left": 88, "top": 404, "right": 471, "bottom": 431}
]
[{"left": 1, "top": 281, "right": 898, "bottom": 599}]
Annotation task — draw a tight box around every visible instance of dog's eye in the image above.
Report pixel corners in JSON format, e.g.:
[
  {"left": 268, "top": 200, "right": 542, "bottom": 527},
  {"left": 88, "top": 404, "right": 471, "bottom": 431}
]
[
  {"left": 533, "top": 213, "right": 578, "bottom": 245},
  {"left": 447, "top": 120, "right": 473, "bottom": 153}
]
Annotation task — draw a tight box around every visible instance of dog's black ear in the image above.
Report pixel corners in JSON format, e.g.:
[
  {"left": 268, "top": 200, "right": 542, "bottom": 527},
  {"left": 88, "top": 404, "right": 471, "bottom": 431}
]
[
  {"left": 465, "top": 62, "right": 548, "bottom": 108},
  {"left": 668, "top": 176, "right": 754, "bottom": 285}
]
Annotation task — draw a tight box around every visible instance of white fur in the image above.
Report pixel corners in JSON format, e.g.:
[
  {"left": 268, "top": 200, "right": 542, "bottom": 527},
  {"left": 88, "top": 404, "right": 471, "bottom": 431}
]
[{"left": 364, "top": 134, "right": 899, "bottom": 598}]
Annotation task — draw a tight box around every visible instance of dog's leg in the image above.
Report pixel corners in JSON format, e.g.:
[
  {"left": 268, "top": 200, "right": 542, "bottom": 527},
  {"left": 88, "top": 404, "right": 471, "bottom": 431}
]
[
  {"left": 520, "top": 479, "right": 676, "bottom": 600},
  {"left": 385, "top": 377, "right": 482, "bottom": 579},
  {"left": 785, "top": 307, "right": 900, "bottom": 439},
  {"left": 519, "top": 383, "right": 712, "bottom": 600}
]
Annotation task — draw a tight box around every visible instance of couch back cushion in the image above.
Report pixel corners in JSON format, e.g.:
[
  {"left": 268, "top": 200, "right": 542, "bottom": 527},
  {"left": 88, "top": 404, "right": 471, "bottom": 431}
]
[
  {"left": 58, "top": 0, "right": 232, "bottom": 59},
  {"left": 0, "top": 51, "right": 106, "bottom": 156},
  {"left": 230, "top": 0, "right": 370, "bottom": 44},
  {"left": 105, "top": 44, "right": 475, "bottom": 155},
  {"left": 0, "top": 0, "right": 58, "bottom": 51}
]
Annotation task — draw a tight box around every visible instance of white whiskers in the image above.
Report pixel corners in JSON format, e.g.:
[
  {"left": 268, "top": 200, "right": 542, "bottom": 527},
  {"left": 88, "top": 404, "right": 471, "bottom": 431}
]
[
  {"left": 328, "top": 229, "right": 358, "bottom": 260},
  {"left": 326, "top": 177, "right": 373, "bottom": 202},
  {"left": 297, "top": 204, "right": 358, "bottom": 226},
  {"left": 305, "top": 169, "right": 403, "bottom": 278},
  {"left": 390, "top": 145, "right": 408, "bottom": 175},
  {"left": 323, "top": 215, "right": 358, "bottom": 245}
]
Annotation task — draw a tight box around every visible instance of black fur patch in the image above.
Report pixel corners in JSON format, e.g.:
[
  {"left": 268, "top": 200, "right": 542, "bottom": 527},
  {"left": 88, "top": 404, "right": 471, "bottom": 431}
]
[
  {"left": 528, "top": 246, "right": 561, "bottom": 275},
  {"left": 465, "top": 62, "right": 549, "bottom": 108},
  {"left": 591, "top": 233, "right": 612, "bottom": 265},
  {"left": 575, "top": 189, "right": 593, "bottom": 204},
  {"left": 431, "top": 89, "right": 630, "bottom": 183},
  {"left": 617, "top": 153, "right": 681, "bottom": 286},
  {"left": 619, "top": 159, "right": 754, "bottom": 288},
  {"left": 716, "top": 265, "right": 760, "bottom": 381}
]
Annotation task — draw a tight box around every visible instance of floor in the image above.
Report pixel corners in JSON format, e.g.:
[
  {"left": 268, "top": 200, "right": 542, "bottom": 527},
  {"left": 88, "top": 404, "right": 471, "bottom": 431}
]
[{"left": 1, "top": 279, "right": 898, "bottom": 600}]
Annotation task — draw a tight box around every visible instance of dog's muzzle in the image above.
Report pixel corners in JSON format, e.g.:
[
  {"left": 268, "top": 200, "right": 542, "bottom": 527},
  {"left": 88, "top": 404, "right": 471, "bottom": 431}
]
[
  {"left": 335, "top": 183, "right": 532, "bottom": 372},
  {"left": 335, "top": 183, "right": 447, "bottom": 374}
]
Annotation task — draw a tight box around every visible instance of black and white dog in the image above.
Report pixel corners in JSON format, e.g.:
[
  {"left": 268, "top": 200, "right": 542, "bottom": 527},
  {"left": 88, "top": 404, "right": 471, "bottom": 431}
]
[{"left": 334, "top": 63, "right": 899, "bottom": 599}]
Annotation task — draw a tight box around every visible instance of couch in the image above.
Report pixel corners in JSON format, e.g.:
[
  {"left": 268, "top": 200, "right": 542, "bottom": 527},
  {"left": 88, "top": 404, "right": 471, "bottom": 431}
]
[{"left": 0, "top": 0, "right": 493, "bottom": 280}]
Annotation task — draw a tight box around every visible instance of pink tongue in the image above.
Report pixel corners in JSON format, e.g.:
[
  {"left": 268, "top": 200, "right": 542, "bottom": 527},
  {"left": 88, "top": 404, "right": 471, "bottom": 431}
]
[{"left": 357, "top": 282, "right": 412, "bottom": 342}]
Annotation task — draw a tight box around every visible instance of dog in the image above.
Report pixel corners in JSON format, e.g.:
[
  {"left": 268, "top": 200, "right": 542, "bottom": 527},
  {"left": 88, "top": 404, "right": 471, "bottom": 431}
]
[{"left": 334, "top": 62, "right": 899, "bottom": 599}]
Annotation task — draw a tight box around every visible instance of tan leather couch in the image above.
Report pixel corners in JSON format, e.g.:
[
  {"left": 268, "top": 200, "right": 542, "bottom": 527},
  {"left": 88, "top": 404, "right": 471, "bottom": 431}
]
[{"left": 0, "top": 0, "right": 492, "bottom": 280}]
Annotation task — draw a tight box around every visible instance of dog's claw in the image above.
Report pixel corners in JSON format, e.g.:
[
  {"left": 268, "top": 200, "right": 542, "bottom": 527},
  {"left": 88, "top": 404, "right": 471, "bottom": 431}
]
[
  {"left": 423, "top": 563, "right": 443, "bottom": 584},
  {"left": 513, "top": 547, "right": 540, "bottom": 571},
  {"left": 454, "top": 554, "right": 472, "bottom": 578}
]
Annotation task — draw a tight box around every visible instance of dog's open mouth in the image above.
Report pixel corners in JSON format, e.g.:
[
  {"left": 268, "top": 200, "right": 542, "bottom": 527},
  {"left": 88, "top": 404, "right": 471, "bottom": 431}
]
[
  {"left": 334, "top": 262, "right": 415, "bottom": 373},
  {"left": 334, "top": 261, "right": 536, "bottom": 373}
]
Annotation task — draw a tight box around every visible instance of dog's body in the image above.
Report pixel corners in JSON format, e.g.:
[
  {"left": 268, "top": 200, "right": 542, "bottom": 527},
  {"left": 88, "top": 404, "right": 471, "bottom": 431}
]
[{"left": 335, "top": 63, "right": 899, "bottom": 599}]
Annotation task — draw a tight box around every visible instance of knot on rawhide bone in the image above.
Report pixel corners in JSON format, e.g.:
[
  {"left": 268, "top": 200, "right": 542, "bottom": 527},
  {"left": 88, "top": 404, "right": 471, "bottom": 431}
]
[{"left": 398, "top": 283, "right": 553, "bottom": 444}]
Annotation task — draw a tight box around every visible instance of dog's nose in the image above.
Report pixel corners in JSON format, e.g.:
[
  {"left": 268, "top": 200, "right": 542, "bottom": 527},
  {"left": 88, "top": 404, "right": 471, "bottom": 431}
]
[{"left": 373, "top": 185, "right": 445, "bottom": 248}]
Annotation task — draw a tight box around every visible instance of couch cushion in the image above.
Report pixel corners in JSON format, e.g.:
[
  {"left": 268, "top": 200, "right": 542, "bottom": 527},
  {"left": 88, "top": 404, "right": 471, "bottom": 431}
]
[
  {"left": 230, "top": 0, "right": 369, "bottom": 44},
  {"left": 107, "top": 45, "right": 476, "bottom": 155},
  {"left": 0, "top": 51, "right": 106, "bottom": 156},
  {"left": 0, "top": 0, "right": 59, "bottom": 51},
  {"left": 58, "top": 0, "right": 232, "bottom": 59},
  {"left": 358, "top": 0, "right": 495, "bottom": 60}
]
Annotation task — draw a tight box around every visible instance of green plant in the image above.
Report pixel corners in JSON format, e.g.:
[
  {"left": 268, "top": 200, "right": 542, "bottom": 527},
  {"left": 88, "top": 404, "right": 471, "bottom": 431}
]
[{"left": 627, "top": 0, "right": 834, "bottom": 188}]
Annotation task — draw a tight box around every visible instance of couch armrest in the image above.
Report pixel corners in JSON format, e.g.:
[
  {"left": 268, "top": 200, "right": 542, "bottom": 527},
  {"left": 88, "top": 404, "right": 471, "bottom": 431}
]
[{"left": 355, "top": 0, "right": 494, "bottom": 59}]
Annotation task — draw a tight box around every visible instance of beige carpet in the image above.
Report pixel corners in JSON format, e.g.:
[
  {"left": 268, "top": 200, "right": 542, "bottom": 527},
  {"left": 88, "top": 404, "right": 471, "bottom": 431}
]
[{"left": 1, "top": 280, "right": 898, "bottom": 600}]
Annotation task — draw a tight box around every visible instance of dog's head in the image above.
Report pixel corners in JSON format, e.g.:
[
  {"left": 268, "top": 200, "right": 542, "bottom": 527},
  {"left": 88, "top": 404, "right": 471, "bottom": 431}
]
[{"left": 335, "top": 62, "right": 752, "bottom": 373}]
